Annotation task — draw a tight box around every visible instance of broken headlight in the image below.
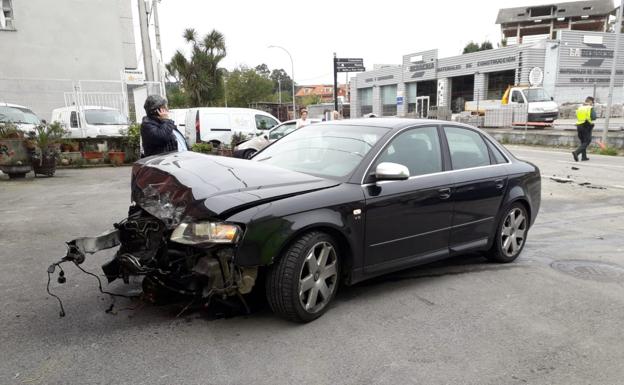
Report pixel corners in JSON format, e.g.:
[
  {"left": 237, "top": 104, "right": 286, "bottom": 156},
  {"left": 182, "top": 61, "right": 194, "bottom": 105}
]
[{"left": 170, "top": 221, "right": 242, "bottom": 245}]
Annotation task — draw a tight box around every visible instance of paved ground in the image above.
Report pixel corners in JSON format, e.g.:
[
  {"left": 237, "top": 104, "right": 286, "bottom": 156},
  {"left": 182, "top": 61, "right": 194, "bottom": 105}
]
[{"left": 1, "top": 148, "right": 624, "bottom": 385}]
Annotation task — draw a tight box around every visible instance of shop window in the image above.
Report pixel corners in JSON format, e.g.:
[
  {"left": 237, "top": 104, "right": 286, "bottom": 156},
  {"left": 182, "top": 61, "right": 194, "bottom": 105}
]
[
  {"left": 406, "top": 83, "right": 417, "bottom": 114},
  {"left": 360, "top": 87, "right": 373, "bottom": 116},
  {"left": 381, "top": 85, "right": 397, "bottom": 116},
  {"left": 1, "top": 0, "right": 14, "bottom": 30}
]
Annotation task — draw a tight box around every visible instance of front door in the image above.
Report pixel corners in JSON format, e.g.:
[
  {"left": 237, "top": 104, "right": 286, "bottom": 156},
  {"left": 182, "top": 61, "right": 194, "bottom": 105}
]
[
  {"left": 442, "top": 125, "right": 508, "bottom": 253},
  {"left": 363, "top": 125, "right": 453, "bottom": 275}
]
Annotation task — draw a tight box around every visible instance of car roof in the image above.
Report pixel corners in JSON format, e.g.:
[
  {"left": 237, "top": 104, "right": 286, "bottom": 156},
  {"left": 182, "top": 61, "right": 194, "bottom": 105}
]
[
  {"left": 320, "top": 118, "right": 437, "bottom": 129},
  {"left": 0, "top": 102, "right": 30, "bottom": 109},
  {"left": 52, "top": 105, "right": 118, "bottom": 112}
]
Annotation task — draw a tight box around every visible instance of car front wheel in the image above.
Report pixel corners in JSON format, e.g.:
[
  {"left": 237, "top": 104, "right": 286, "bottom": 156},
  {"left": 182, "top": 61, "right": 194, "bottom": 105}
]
[
  {"left": 243, "top": 149, "right": 256, "bottom": 159},
  {"left": 486, "top": 202, "right": 529, "bottom": 263},
  {"left": 266, "top": 231, "right": 340, "bottom": 323}
]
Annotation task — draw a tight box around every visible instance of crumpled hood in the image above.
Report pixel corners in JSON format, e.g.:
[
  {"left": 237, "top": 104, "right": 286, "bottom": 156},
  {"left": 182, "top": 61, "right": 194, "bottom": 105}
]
[{"left": 131, "top": 151, "right": 339, "bottom": 226}]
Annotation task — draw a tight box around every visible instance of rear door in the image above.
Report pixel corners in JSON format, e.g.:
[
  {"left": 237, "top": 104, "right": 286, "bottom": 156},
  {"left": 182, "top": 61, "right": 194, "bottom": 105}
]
[
  {"left": 201, "top": 112, "right": 231, "bottom": 144},
  {"left": 363, "top": 125, "right": 453, "bottom": 274},
  {"left": 442, "top": 125, "right": 509, "bottom": 253}
]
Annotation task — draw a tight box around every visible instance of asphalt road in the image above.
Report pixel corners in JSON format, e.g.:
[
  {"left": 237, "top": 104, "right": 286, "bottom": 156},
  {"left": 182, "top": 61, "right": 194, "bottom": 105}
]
[{"left": 1, "top": 147, "right": 624, "bottom": 385}]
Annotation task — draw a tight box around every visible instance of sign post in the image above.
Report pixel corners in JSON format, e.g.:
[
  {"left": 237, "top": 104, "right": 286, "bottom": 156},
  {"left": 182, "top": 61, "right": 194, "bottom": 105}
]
[{"left": 334, "top": 56, "right": 365, "bottom": 112}]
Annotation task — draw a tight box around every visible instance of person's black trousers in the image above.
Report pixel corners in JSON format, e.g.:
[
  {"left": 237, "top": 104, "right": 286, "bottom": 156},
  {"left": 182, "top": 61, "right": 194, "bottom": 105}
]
[{"left": 573, "top": 122, "right": 593, "bottom": 160}]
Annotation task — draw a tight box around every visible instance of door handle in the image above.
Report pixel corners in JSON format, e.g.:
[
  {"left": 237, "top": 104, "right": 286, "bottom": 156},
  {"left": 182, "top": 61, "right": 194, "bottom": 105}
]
[
  {"left": 438, "top": 187, "right": 451, "bottom": 200},
  {"left": 495, "top": 179, "right": 505, "bottom": 189}
]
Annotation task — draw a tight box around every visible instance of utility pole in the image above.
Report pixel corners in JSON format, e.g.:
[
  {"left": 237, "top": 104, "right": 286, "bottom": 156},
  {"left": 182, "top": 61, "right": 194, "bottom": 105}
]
[
  {"left": 151, "top": 1, "right": 163, "bottom": 58},
  {"left": 602, "top": 0, "right": 623, "bottom": 145},
  {"left": 138, "top": 0, "right": 154, "bottom": 82},
  {"left": 333, "top": 52, "right": 338, "bottom": 112}
]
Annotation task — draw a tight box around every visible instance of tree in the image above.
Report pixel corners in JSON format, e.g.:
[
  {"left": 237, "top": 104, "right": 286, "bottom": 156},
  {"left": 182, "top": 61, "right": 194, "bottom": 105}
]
[
  {"left": 463, "top": 41, "right": 481, "bottom": 54},
  {"left": 225, "top": 65, "right": 275, "bottom": 107},
  {"left": 462, "top": 40, "right": 494, "bottom": 54},
  {"left": 270, "top": 68, "right": 293, "bottom": 100},
  {"left": 254, "top": 64, "right": 271, "bottom": 78},
  {"left": 480, "top": 41, "right": 494, "bottom": 50},
  {"left": 166, "top": 28, "right": 227, "bottom": 107}
]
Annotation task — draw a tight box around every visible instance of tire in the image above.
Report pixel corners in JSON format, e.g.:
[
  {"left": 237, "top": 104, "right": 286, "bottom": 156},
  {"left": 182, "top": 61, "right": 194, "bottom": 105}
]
[
  {"left": 486, "top": 202, "right": 529, "bottom": 263},
  {"left": 266, "top": 231, "right": 341, "bottom": 323},
  {"left": 243, "top": 149, "right": 256, "bottom": 159}
]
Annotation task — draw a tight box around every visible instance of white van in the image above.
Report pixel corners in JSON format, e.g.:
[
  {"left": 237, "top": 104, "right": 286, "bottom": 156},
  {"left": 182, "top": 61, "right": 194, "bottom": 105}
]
[
  {"left": 0, "top": 102, "right": 41, "bottom": 133},
  {"left": 50, "top": 106, "right": 129, "bottom": 138},
  {"left": 169, "top": 108, "right": 188, "bottom": 133},
  {"left": 184, "top": 107, "right": 280, "bottom": 146}
]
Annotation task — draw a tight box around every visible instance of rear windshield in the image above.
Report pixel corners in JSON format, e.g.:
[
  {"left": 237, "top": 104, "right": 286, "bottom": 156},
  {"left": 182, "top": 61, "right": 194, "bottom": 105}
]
[
  {"left": 0, "top": 106, "right": 40, "bottom": 125},
  {"left": 84, "top": 109, "right": 128, "bottom": 125}
]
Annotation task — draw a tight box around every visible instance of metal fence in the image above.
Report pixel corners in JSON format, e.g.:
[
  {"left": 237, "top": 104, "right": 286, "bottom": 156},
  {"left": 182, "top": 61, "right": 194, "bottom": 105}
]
[{"left": 0, "top": 77, "right": 164, "bottom": 123}]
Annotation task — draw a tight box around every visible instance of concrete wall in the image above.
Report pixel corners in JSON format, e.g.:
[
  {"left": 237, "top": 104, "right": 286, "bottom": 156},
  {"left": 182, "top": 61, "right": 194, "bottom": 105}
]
[{"left": 0, "top": 0, "right": 137, "bottom": 118}]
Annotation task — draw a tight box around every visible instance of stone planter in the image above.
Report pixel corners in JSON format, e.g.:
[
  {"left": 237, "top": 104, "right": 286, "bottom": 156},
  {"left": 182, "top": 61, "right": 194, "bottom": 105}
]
[
  {"left": 0, "top": 138, "right": 32, "bottom": 178},
  {"left": 82, "top": 151, "right": 104, "bottom": 164},
  {"left": 107, "top": 151, "right": 125, "bottom": 165}
]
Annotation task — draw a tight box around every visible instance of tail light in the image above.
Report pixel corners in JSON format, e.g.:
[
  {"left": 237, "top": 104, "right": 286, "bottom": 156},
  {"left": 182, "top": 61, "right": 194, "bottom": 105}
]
[{"left": 195, "top": 110, "right": 200, "bottom": 143}]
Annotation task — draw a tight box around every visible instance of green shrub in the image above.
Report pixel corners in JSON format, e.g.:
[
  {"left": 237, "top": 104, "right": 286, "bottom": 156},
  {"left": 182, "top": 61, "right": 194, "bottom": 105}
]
[
  {"left": 191, "top": 142, "right": 213, "bottom": 154},
  {"left": 597, "top": 146, "right": 618, "bottom": 156}
]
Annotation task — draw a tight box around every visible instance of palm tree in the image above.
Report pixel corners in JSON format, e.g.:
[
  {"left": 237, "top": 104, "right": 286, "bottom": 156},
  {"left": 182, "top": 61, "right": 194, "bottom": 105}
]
[{"left": 166, "top": 28, "right": 227, "bottom": 106}]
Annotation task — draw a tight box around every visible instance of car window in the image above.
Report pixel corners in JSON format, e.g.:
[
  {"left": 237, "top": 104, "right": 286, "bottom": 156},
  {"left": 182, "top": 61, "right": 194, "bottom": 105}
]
[
  {"left": 444, "top": 126, "right": 491, "bottom": 170},
  {"left": 376, "top": 126, "right": 442, "bottom": 177},
  {"left": 256, "top": 115, "right": 278, "bottom": 130},
  {"left": 70, "top": 111, "right": 80, "bottom": 128},
  {"left": 269, "top": 122, "right": 296, "bottom": 140},
  {"left": 511, "top": 90, "right": 524, "bottom": 104},
  {"left": 485, "top": 138, "right": 508, "bottom": 164}
]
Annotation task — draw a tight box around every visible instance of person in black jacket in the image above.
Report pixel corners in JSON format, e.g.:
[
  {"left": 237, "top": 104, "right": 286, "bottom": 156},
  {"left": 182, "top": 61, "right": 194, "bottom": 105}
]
[{"left": 140, "top": 95, "right": 188, "bottom": 157}]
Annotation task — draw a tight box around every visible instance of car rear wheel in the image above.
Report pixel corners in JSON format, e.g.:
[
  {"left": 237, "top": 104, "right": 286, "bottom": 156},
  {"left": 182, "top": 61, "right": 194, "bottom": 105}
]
[
  {"left": 486, "top": 203, "right": 528, "bottom": 263},
  {"left": 266, "top": 231, "right": 340, "bottom": 323},
  {"left": 243, "top": 149, "right": 256, "bottom": 159}
]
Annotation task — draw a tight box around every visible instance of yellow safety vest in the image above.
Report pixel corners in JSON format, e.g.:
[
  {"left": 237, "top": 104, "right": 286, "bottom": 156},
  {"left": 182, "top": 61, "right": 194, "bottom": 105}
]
[{"left": 576, "top": 105, "right": 593, "bottom": 125}]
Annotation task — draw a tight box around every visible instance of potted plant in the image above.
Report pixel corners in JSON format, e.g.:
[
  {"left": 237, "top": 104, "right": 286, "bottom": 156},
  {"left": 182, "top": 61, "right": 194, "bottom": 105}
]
[
  {"left": 107, "top": 148, "right": 125, "bottom": 166},
  {"left": 0, "top": 122, "right": 32, "bottom": 179},
  {"left": 119, "top": 123, "right": 141, "bottom": 162},
  {"left": 27, "top": 121, "right": 67, "bottom": 177},
  {"left": 82, "top": 143, "right": 104, "bottom": 163}
]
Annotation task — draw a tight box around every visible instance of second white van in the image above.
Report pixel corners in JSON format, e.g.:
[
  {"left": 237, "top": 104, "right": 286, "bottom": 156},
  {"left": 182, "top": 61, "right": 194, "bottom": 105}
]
[
  {"left": 184, "top": 107, "right": 280, "bottom": 146},
  {"left": 51, "top": 106, "right": 129, "bottom": 138}
]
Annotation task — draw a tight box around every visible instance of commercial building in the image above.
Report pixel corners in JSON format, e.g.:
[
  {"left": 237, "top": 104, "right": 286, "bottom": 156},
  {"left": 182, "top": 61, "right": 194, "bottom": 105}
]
[
  {"left": 350, "top": 0, "right": 623, "bottom": 118},
  {"left": 0, "top": 0, "right": 139, "bottom": 120}
]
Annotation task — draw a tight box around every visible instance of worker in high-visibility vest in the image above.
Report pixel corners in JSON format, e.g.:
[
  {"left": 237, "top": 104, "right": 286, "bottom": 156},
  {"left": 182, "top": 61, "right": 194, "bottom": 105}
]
[{"left": 572, "top": 96, "right": 596, "bottom": 162}]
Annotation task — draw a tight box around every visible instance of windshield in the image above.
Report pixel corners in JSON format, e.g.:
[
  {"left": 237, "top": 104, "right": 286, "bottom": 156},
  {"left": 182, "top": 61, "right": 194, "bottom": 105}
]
[
  {"left": 0, "top": 106, "right": 40, "bottom": 125},
  {"left": 255, "top": 124, "right": 387, "bottom": 179},
  {"left": 268, "top": 122, "right": 297, "bottom": 140},
  {"left": 525, "top": 88, "right": 551, "bottom": 103},
  {"left": 84, "top": 109, "right": 128, "bottom": 125}
]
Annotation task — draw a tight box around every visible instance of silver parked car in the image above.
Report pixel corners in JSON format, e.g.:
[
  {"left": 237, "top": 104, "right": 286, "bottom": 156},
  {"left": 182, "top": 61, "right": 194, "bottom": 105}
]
[{"left": 233, "top": 119, "right": 320, "bottom": 159}]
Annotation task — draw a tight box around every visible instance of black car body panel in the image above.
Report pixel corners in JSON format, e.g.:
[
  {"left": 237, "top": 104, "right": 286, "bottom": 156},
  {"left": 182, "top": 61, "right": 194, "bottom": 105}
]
[
  {"left": 131, "top": 120, "right": 541, "bottom": 285},
  {"left": 53, "top": 119, "right": 541, "bottom": 319},
  {"left": 132, "top": 152, "right": 340, "bottom": 220}
]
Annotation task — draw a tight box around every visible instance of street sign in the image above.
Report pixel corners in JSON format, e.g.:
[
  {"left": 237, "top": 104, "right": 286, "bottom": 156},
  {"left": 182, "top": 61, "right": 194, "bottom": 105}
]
[
  {"left": 396, "top": 96, "right": 404, "bottom": 106},
  {"left": 335, "top": 57, "right": 365, "bottom": 73}
]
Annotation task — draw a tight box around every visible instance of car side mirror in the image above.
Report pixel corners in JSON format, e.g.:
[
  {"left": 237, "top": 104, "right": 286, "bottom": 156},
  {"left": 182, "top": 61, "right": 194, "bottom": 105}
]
[
  {"left": 263, "top": 135, "right": 268, "bottom": 140},
  {"left": 375, "top": 162, "right": 409, "bottom": 181},
  {"left": 551, "top": 96, "right": 554, "bottom": 101}
]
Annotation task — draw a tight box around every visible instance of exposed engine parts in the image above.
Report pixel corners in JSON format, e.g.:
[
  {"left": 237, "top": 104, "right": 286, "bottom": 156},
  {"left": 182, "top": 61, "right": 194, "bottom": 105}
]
[{"left": 47, "top": 208, "right": 258, "bottom": 317}]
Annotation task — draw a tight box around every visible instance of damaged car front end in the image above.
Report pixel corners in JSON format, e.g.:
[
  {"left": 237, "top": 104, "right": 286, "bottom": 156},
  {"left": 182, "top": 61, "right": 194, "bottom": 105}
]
[{"left": 49, "top": 150, "right": 340, "bottom": 316}]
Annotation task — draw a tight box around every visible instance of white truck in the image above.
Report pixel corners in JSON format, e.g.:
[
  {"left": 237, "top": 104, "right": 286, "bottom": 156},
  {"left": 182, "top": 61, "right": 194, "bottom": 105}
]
[{"left": 465, "top": 86, "right": 559, "bottom": 125}]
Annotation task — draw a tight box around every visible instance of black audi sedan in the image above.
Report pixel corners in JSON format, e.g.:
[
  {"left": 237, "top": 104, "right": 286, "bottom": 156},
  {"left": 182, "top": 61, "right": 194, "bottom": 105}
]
[{"left": 55, "top": 119, "right": 540, "bottom": 323}]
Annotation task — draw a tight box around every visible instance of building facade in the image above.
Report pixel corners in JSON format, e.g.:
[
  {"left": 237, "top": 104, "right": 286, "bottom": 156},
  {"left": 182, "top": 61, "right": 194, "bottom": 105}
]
[
  {"left": 0, "top": 0, "right": 138, "bottom": 119},
  {"left": 351, "top": 1, "right": 624, "bottom": 118}
]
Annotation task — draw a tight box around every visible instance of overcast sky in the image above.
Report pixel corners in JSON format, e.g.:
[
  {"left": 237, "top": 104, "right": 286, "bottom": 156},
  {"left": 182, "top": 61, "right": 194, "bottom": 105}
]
[{"left": 139, "top": 0, "right": 591, "bottom": 85}]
